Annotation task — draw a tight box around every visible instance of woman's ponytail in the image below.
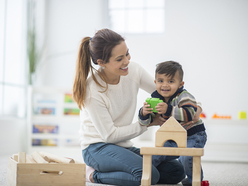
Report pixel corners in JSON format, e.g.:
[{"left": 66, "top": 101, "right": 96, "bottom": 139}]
[{"left": 73, "top": 37, "right": 91, "bottom": 109}]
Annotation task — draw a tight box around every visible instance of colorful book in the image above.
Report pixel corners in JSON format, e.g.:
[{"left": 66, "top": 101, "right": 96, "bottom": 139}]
[
  {"left": 33, "top": 124, "right": 59, "bottom": 134},
  {"left": 32, "top": 139, "right": 58, "bottom": 146},
  {"left": 64, "top": 93, "right": 75, "bottom": 103},
  {"left": 64, "top": 108, "right": 80, "bottom": 115},
  {"left": 34, "top": 107, "right": 56, "bottom": 115}
]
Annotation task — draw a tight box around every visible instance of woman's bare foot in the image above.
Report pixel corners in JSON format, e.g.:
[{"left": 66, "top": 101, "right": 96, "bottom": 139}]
[{"left": 90, "top": 172, "right": 94, "bottom": 183}]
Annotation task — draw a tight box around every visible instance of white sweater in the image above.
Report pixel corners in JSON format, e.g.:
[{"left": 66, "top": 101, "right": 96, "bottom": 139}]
[{"left": 79, "top": 62, "right": 156, "bottom": 150}]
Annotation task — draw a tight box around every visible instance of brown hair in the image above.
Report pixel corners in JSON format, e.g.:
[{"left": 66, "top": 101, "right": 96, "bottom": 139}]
[
  {"left": 156, "top": 61, "right": 184, "bottom": 81},
  {"left": 73, "top": 29, "right": 125, "bottom": 109}
]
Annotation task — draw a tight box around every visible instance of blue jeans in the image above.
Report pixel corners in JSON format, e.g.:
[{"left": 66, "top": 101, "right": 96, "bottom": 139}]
[
  {"left": 83, "top": 143, "right": 185, "bottom": 186},
  {"left": 152, "top": 131, "right": 207, "bottom": 183}
]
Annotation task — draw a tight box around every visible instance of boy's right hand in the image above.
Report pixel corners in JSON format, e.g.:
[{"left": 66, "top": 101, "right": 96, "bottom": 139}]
[{"left": 142, "top": 102, "right": 153, "bottom": 116}]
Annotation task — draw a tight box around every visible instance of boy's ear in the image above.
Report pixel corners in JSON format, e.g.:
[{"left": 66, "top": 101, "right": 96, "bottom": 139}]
[
  {"left": 154, "top": 80, "right": 156, "bottom": 84},
  {"left": 97, "top": 59, "right": 104, "bottom": 67},
  {"left": 179, "top": 81, "right": 185, "bottom": 88}
]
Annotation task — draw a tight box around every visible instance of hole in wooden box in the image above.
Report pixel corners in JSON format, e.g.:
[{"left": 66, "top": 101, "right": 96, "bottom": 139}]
[{"left": 40, "top": 171, "right": 64, "bottom": 175}]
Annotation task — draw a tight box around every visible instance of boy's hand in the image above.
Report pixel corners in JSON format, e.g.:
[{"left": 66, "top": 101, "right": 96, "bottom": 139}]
[
  {"left": 155, "top": 102, "right": 168, "bottom": 115},
  {"left": 142, "top": 102, "right": 153, "bottom": 116}
]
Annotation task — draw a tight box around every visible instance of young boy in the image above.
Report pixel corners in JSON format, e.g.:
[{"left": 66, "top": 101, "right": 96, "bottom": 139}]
[{"left": 138, "top": 61, "right": 207, "bottom": 186}]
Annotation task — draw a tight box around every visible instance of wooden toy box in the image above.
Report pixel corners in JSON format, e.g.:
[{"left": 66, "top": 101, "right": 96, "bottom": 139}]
[{"left": 7, "top": 157, "right": 86, "bottom": 186}]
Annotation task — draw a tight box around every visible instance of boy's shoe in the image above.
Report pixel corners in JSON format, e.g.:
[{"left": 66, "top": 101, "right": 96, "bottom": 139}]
[{"left": 181, "top": 178, "right": 192, "bottom": 186}]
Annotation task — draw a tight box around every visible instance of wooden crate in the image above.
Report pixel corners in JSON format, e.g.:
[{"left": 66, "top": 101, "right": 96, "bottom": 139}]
[{"left": 7, "top": 157, "right": 86, "bottom": 186}]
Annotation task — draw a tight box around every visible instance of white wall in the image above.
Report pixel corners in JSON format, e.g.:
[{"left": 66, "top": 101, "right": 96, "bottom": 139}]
[
  {"left": 126, "top": 0, "right": 248, "bottom": 120},
  {"left": 36, "top": 0, "right": 248, "bottom": 120},
  {"left": 35, "top": 0, "right": 108, "bottom": 89},
  {"left": 0, "top": 118, "right": 27, "bottom": 155}
]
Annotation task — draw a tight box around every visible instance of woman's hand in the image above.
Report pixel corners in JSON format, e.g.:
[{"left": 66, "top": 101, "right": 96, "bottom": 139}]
[
  {"left": 147, "top": 114, "right": 166, "bottom": 127},
  {"left": 185, "top": 105, "right": 202, "bottom": 125}
]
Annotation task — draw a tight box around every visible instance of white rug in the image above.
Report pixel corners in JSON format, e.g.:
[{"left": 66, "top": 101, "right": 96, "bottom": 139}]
[{"left": 1, "top": 155, "right": 248, "bottom": 186}]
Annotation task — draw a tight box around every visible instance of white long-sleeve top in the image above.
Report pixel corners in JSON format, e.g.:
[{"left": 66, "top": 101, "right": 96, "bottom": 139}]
[{"left": 79, "top": 62, "right": 156, "bottom": 150}]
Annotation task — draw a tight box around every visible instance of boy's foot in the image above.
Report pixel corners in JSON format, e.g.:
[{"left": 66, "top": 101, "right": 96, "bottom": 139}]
[{"left": 181, "top": 178, "right": 192, "bottom": 186}]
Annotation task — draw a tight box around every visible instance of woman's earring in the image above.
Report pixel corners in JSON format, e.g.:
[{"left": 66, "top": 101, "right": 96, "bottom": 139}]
[{"left": 102, "top": 66, "right": 105, "bottom": 69}]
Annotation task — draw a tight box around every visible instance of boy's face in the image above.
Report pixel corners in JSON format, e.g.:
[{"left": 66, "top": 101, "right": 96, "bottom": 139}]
[{"left": 154, "top": 71, "right": 184, "bottom": 102}]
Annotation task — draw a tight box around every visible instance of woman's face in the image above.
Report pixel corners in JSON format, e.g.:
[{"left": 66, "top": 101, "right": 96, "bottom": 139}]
[{"left": 101, "top": 41, "right": 131, "bottom": 84}]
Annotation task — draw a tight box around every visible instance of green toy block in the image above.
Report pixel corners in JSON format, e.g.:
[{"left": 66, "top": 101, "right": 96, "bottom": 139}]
[{"left": 145, "top": 98, "right": 163, "bottom": 113}]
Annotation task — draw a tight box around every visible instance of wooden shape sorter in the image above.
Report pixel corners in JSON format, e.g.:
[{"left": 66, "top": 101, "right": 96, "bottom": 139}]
[{"left": 141, "top": 116, "right": 204, "bottom": 186}]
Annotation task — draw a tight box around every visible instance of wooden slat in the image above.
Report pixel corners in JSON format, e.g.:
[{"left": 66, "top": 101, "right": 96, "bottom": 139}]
[
  {"left": 39, "top": 151, "right": 75, "bottom": 164},
  {"left": 141, "top": 155, "right": 152, "bottom": 186},
  {"left": 192, "top": 156, "right": 202, "bottom": 186},
  {"left": 141, "top": 147, "right": 204, "bottom": 156},
  {"left": 18, "top": 152, "right": 26, "bottom": 163},
  {"left": 31, "top": 151, "right": 48, "bottom": 163}
]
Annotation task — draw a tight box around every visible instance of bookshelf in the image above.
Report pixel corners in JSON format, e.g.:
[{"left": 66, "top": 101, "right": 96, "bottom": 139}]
[{"left": 27, "top": 86, "right": 82, "bottom": 157}]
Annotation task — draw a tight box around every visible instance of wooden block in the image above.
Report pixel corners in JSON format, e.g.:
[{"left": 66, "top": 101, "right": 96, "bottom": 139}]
[
  {"left": 31, "top": 151, "right": 48, "bottom": 163},
  {"left": 141, "top": 147, "right": 204, "bottom": 156},
  {"left": 155, "top": 116, "right": 187, "bottom": 148},
  {"left": 155, "top": 131, "right": 187, "bottom": 148},
  {"left": 39, "top": 151, "right": 75, "bottom": 164},
  {"left": 12, "top": 154, "right": 18, "bottom": 162},
  {"left": 157, "top": 116, "right": 186, "bottom": 132},
  {"left": 18, "top": 152, "right": 26, "bottom": 163},
  {"left": 26, "top": 155, "right": 36, "bottom": 163},
  {"left": 192, "top": 156, "right": 202, "bottom": 186},
  {"left": 141, "top": 155, "right": 152, "bottom": 186}
]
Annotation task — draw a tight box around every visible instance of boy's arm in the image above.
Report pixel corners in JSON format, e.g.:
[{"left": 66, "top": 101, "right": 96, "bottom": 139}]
[
  {"left": 162, "top": 91, "right": 198, "bottom": 122},
  {"left": 138, "top": 107, "right": 153, "bottom": 126}
]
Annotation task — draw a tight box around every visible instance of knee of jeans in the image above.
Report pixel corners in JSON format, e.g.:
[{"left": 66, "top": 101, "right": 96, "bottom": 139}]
[
  {"left": 177, "top": 166, "right": 186, "bottom": 183},
  {"left": 171, "top": 161, "right": 186, "bottom": 184},
  {"left": 151, "top": 166, "right": 160, "bottom": 185}
]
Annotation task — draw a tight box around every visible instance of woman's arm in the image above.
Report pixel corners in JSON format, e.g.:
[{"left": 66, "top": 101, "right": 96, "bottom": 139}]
[
  {"left": 133, "top": 62, "right": 156, "bottom": 94},
  {"left": 84, "top": 96, "right": 147, "bottom": 144}
]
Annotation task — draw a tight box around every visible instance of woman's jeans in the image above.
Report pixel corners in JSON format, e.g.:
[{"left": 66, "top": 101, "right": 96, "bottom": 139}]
[
  {"left": 152, "top": 131, "right": 207, "bottom": 183},
  {"left": 83, "top": 143, "right": 185, "bottom": 186}
]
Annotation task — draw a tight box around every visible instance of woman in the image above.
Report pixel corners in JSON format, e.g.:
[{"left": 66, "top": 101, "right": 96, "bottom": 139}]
[{"left": 73, "top": 28, "right": 199, "bottom": 186}]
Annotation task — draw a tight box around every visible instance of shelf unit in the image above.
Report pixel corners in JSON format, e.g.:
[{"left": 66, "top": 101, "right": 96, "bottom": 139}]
[{"left": 27, "top": 86, "right": 82, "bottom": 158}]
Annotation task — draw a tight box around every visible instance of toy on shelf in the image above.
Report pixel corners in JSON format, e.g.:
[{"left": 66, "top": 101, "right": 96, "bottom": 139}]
[
  {"left": 238, "top": 111, "right": 247, "bottom": 120},
  {"left": 33, "top": 124, "right": 59, "bottom": 134},
  {"left": 145, "top": 98, "right": 163, "bottom": 113},
  {"left": 212, "top": 113, "right": 231, "bottom": 119},
  {"left": 200, "top": 112, "right": 206, "bottom": 118},
  {"left": 64, "top": 93, "right": 75, "bottom": 103},
  {"left": 64, "top": 108, "right": 80, "bottom": 115},
  {"left": 140, "top": 116, "right": 206, "bottom": 186}
]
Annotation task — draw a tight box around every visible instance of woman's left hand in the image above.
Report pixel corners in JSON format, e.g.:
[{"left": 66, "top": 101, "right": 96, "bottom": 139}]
[
  {"left": 148, "top": 114, "right": 166, "bottom": 127},
  {"left": 185, "top": 105, "right": 202, "bottom": 125}
]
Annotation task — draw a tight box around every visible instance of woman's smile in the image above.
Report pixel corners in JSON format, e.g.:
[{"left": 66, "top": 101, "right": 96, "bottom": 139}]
[{"left": 120, "top": 66, "right": 128, "bottom": 71}]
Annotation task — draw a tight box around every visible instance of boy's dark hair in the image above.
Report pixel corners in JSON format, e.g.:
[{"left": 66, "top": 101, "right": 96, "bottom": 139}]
[{"left": 156, "top": 61, "right": 184, "bottom": 81}]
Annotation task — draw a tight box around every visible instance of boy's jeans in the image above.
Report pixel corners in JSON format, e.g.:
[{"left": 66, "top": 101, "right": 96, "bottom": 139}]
[
  {"left": 152, "top": 131, "right": 207, "bottom": 183},
  {"left": 83, "top": 142, "right": 185, "bottom": 186}
]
